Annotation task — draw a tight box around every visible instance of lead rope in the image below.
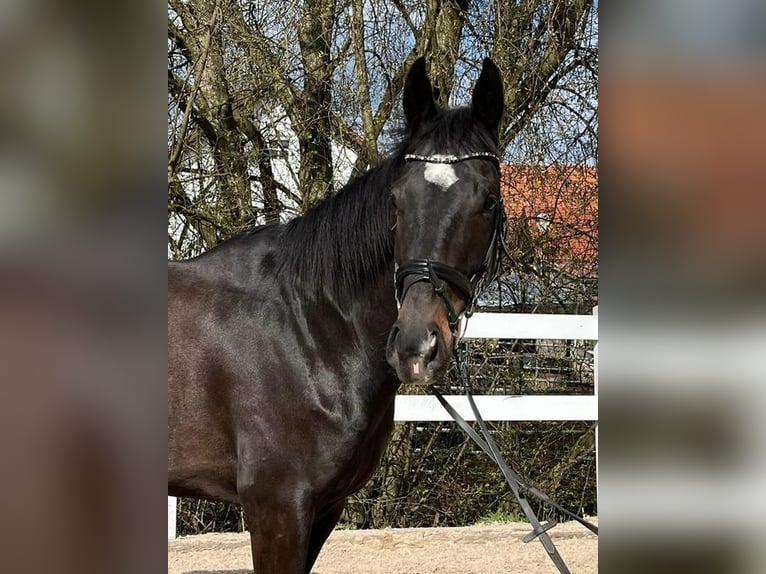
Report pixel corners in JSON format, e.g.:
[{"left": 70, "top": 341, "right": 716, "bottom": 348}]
[{"left": 428, "top": 341, "right": 598, "bottom": 574}]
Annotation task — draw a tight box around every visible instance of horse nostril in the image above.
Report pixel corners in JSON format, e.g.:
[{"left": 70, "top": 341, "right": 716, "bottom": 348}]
[
  {"left": 426, "top": 331, "right": 439, "bottom": 365},
  {"left": 387, "top": 325, "right": 400, "bottom": 350}
]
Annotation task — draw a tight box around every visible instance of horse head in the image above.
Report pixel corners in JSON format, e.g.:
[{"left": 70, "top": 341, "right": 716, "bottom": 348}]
[{"left": 386, "top": 57, "right": 505, "bottom": 385}]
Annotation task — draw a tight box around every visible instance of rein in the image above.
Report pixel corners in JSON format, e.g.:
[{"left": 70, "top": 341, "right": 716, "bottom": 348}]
[
  {"left": 396, "top": 151, "right": 598, "bottom": 574},
  {"left": 394, "top": 152, "right": 505, "bottom": 335},
  {"left": 429, "top": 346, "right": 598, "bottom": 574}
]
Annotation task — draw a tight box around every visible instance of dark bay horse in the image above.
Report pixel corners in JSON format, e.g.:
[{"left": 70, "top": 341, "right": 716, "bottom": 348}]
[{"left": 168, "top": 57, "right": 505, "bottom": 573}]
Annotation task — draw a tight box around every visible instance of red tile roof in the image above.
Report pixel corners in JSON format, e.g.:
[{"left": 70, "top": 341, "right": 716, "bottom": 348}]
[{"left": 501, "top": 165, "right": 598, "bottom": 277}]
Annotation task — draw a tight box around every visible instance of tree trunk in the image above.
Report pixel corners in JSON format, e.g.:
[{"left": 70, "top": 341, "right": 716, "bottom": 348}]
[
  {"left": 429, "top": 0, "right": 469, "bottom": 106},
  {"left": 493, "top": 0, "right": 593, "bottom": 146},
  {"left": 297, "top": 0, "right": 337, "bottom": 210}
]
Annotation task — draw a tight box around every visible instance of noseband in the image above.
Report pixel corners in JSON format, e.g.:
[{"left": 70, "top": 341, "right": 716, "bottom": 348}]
[{"left": 394, "top": 152, "right": 505, "bottom": 336}]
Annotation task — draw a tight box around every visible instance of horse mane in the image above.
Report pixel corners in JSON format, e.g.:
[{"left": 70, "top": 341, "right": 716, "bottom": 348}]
[
  {"left": 276, "top": 151, "right": 401, "bottom": 299},
  {"left": 407, "top": 107, "right": 499, "bottom": 156},
  {"left": 276, "top": 107, "right": 496, "bottom": 300}
]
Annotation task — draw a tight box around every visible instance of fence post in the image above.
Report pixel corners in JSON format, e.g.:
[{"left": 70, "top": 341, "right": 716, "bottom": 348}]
[
  {"left": 592, "top": 305, "right": 598, "bottom": 507},
  {"left": 168, "top": 496, "right": 177, "bottom": 539}
]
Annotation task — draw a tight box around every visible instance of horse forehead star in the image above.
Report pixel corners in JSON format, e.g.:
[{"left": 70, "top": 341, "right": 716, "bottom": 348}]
[{"left": 423, "top": 156, "right": 459, "bottom": 190}]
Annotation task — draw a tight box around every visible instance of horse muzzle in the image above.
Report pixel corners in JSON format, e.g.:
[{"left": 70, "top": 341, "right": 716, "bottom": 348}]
[{"left": 385, "top": 307, "right": 453, "bottom": 385}]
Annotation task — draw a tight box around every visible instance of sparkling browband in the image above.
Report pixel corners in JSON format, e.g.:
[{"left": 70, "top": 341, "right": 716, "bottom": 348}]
[{"left": 404, "top": 152, "right": 501, "bottom": 166}]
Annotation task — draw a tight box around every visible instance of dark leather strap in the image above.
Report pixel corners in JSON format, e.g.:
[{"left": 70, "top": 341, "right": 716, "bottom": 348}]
[
  {"left": 394, "top": 202, "right": 506, "bottom": 333},
  {"left": 427, "top": 385, "right": 570, "bottom": 574},
  {"left": 395, "top": 260, "right": 473, "bottom": 302},
  {"left": 395, "top": 260, "right": 473, "bottom": 331},
  {"left": 428, "top": 346, "right": 598, "bottom": 574}
]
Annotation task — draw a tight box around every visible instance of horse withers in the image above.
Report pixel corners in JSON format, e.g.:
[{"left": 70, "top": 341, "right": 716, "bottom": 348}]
[{"left": 168, "top": 57, "right": 505, "bottom": 573}]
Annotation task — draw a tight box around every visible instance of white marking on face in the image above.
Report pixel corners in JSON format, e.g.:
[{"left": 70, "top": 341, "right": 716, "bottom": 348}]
[
  {"left": 412, "top": 362, "right": 420, "bottom": 375},
  {"left": 423, "top": 161, "right": 459, "bottom": 190}
]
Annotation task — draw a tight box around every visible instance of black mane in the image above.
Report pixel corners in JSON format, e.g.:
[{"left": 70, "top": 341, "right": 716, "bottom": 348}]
[
  {"left": 276, "top": 151, "right": 402, "bottom": 299},
  {"left": 407, "top": 107, "right": 499, "bottom": 156}
]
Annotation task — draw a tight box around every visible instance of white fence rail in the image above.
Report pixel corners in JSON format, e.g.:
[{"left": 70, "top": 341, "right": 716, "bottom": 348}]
[
  {"left": 393, "top": 311, "right": 598, "bottom": 422},
  {"left": 394, "top": 394, "right": 597, "bottom": 421},
  {"left": 168, "top": 309, "right": 598, "bottom": 538}
]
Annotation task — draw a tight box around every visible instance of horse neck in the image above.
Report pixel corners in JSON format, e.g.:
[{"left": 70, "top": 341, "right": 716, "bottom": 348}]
[
  {"left": 282, "top": 156, "right": 400, "bottom": 311},
  {"left": 325, "top": 160, "right": 400, "bottom": 338}
]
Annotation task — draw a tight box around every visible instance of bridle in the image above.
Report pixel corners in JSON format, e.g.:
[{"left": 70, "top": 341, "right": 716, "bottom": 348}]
[{"left": 394, "top": 152, "right": 506, "bottom": 337}]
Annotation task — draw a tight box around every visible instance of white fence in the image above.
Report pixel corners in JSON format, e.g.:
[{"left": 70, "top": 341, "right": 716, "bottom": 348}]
[{"left": 168, "top": 309, "right": 598, "bottom": 538}]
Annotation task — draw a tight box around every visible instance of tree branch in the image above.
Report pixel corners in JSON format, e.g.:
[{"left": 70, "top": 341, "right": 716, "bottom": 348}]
[
  {"left": 351, "top": 0, "right": 377, "bottom": 160},
  {"left": 168, "top": 0, "right": 222, "bottom": 183}
]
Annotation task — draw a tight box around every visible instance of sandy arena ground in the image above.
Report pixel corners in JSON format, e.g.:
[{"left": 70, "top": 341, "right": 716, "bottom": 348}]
[{"left": 168, "top": 521, "right": 597, "bottom": 573}]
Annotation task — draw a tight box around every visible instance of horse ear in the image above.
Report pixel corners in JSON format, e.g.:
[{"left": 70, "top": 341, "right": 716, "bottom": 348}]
[
  {"left": 471, "top": 58, "right": 504, "bottom": 138},
  {"left": 403, "top": 57, "right": 436, "bottom": 132}
]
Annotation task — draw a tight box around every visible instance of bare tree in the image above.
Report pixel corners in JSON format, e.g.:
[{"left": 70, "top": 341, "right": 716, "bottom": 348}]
[{"left": 168, "top": 0, "right": 595, "bottom": 256}]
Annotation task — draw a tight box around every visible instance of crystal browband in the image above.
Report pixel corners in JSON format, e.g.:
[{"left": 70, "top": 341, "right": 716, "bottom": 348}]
[{"left": 404, "top": 152, "right": 501, "bottom": 166}]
